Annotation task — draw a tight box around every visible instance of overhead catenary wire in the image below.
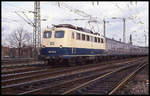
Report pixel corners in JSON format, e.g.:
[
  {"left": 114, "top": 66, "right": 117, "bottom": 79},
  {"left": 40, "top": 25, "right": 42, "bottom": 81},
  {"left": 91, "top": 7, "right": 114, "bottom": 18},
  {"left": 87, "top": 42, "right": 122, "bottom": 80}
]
[
  {"left": 2, "top": 17, "right": 20, "bottom": 23},
  {"left": 3, "top": 3, "right": 35, "bottom": 27},
  {"left": 2, "top": 2, "right": 148, "bottom": 47},
  {"left": 4, "top": 2, "right": 32, "bottom": 12},
  {"left": 56, "top": 2, "right": 104, "bottom": 33},
  {"left": 113, "top": 2, "right": 145, "bottom": 25},
  {"left": 14, "top": 11, "right": 34, "bottom": 27}
]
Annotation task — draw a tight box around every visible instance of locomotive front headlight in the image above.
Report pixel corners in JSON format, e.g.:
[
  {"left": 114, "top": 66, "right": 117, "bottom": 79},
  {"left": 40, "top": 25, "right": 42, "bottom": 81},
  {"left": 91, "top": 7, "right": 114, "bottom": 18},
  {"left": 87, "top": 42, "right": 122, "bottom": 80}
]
[
  {"left": 42, "top": 45, "right": 46, "bottom": 48},
  {"left": 60, "top": 45, "right": 63, "bottom": 48}
]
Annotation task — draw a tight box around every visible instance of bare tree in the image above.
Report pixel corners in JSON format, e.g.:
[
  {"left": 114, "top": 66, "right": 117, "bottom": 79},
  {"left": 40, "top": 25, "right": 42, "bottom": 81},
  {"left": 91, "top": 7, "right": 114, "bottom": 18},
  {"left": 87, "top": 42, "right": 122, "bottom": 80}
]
[{"left": 8, "top": 26, "right": 32, "bottom": 57}]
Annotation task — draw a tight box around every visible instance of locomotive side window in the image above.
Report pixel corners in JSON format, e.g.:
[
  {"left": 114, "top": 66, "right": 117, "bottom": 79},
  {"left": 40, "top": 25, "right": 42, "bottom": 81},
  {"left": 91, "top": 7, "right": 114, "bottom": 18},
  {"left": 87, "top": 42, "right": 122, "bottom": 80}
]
[
  {"left": 90, "top": 36, "right": 94, "bottom": 42},
  {"left": 76, "top": 33, "right": 80, "bottom": 40},
  {"left": 101, "top": 38, "right": 104, "bottom": 43},
  {"left": 94, "top": 37, "right": 97, "bottom": 42},
  {"left": 43, "top": 31, "right": 52, "bottom": 38},
  {"left": 98, "top": 38, "right": 100, "bottom": 43},
  {"left": 87, "top": 35, "right": 90, "bottom": 41},
  {"left": 55, "top": 31, "right": 64, "bottom": 38},
  {"left": 82, "top": 34, "right": 85, "bottom": 40},
  {"left": 72, "top": 32, "right": 74, "bottom": 39}
]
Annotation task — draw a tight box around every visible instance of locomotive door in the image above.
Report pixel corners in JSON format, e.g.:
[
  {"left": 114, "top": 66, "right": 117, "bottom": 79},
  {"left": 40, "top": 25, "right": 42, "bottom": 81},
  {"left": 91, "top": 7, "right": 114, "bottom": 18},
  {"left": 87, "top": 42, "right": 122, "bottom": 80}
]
[
  {"left": 71, "top": 32, "right": 76, "bottom": 54},
  {"left": 91, "top": 36, "right": 94, "bottom": 54}
]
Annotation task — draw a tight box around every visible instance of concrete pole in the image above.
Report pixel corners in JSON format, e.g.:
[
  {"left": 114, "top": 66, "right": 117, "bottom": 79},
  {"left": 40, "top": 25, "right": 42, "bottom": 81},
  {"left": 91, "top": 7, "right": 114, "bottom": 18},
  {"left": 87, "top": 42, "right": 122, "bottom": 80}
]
[
  {"left": 144, "top": 34, "right": 147, "bottom": 46},
  {"left": 103, "top": 19, "right": 106, "bottom": 37},
  {"left": 123, "top": 18, "right": 126, "bottom": 43}
]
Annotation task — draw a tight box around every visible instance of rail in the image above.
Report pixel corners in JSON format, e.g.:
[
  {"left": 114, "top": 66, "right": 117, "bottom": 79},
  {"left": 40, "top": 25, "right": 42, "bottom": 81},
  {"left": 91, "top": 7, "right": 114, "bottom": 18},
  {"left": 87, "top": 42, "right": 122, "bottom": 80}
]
[
  {"left": 63, "top": 62, "right": 147, "bottom": 94},
  {"left": 1, "top": 57, "right": 148, "bottom": 94}
]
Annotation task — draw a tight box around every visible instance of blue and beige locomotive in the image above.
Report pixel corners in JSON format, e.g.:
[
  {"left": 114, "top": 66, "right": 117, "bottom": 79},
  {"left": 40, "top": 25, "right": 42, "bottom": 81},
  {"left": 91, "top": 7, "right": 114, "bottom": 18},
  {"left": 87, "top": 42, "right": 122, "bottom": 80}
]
[{"left": 40, "top": 24, "right": 148, "bottom": 66}]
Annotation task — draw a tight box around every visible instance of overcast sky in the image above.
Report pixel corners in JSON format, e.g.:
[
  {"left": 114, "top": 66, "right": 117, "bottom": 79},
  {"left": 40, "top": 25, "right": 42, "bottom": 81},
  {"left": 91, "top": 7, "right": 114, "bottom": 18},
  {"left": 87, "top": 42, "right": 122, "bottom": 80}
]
[{"left": 2, "top": 1, "right": 149, "bottom": 47}]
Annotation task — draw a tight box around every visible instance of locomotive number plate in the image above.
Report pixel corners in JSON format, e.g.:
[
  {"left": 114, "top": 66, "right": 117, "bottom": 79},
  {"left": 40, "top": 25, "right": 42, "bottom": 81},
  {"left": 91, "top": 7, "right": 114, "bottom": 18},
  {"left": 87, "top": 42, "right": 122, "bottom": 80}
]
[
  {"left": 50, "top": 42, "right": 54, "bottom": 45},
  {"left": 48, "top": 51, "right": 56, "bottom": 53}
]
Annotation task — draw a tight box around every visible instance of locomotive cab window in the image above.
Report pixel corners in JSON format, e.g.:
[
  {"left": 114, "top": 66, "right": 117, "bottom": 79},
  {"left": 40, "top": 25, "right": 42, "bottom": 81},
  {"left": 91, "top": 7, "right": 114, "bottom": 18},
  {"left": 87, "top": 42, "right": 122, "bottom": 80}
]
[
  {"left": 55, "top": 31, "right": 65, "bottom": 38},
  {"left": 43, "top": 31, "right": 52, "bottom": 38}
]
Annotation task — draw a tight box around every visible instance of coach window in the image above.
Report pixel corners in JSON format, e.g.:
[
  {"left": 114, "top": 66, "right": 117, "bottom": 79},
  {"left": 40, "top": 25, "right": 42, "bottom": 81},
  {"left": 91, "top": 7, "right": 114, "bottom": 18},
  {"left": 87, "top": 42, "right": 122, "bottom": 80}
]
[
  {"left": 43, "top": 31, "right": 52, "bottom": 38},
  {"left": 87, "top": 35, "right": 90, "bottom": 41},
  {"left": 98, "top": 38, "right": 100, "bottom": 43},
  {"left": 77, "top": 33, "right": 80, "bottom": 40},
  {"left": 72, "top": 32, "right": 74, "bottom": 39},
  {"left": 101, "top": 38, "right": 104, "bottom": 43},
  {"left": 82, "top": 34, "right": 85, "bottom": 40},
  {"left": 94, "top": 37, "right": 97, "bottom": 42},
  {"left": 55, "top": 31, "right": 65, "bottom": 38}
]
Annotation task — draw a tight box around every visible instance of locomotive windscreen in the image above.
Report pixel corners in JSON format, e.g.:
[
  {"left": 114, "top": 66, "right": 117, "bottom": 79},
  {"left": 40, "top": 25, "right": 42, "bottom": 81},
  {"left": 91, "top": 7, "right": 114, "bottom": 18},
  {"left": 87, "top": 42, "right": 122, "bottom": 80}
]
[
  {"left": 44, "top": 31, "right": 52, "bottom": 38},
  {"left": 55, "top": 31, "right": 65, "bottom": 38}
]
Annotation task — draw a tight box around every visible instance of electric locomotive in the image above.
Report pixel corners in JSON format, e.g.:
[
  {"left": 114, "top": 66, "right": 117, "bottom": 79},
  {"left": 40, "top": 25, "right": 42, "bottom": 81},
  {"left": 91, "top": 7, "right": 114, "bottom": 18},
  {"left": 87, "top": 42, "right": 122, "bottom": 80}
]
[{"left": 40, "top": 24, "right": 148, "bottom": 66}]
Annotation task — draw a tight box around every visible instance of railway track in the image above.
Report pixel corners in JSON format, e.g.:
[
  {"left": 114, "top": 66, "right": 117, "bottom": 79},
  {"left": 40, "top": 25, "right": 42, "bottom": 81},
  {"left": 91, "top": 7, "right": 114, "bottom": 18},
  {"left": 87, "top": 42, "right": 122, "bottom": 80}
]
[
  {"left": 1, "top": 57, "right": 148, "bottom": 94},
  {"left": 2, "top": 67, "right": 67, "bottom": 83},
  {"left": 1, "top": 56, "right": 143, "bottom": 76},
  {"left": 2, "top": 57, "right": 144, "bottom": 85},
  {"left": 2, "top": 66, "right": 46, "bottom": 74},
  {"left": 2, "top": 57, "right": 46, "bottom": 70},
  {"left": 18, "top": 58, "right": 147, "bottom": 95},
  {"left": 63, "top": 61, "right": 147, "bottom": 95},
  {"left": 2, "top": 58, "right": 35, "bottom": 65},
  {"left": 2, "top": 57, "right": 35, "bottom": 60},
  {"left": 2, "top": 61, "right": 45, "bottom": 68}
]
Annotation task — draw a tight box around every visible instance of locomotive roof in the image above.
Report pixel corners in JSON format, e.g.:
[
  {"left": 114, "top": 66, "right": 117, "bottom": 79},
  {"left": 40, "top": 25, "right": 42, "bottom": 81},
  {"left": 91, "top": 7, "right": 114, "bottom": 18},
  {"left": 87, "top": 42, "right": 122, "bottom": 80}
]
[
  {"left": 47, "top": 24, "right": 147, "bottom": 48},
  {"left": 52, "top": 24, "right": 97, "bottom": 35}
]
